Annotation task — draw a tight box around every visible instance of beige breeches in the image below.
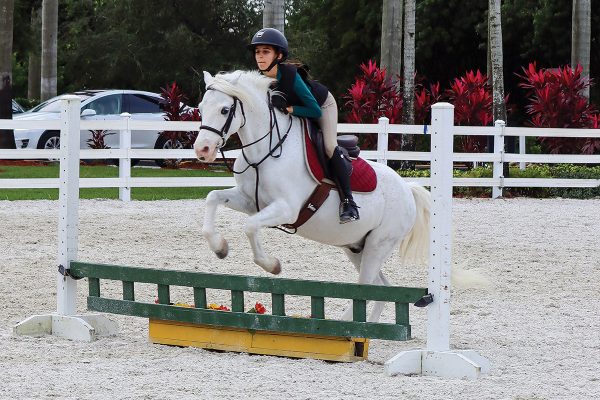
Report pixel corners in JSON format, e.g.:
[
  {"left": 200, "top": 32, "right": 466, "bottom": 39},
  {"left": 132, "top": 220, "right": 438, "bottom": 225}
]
[{"left": 318, "top": 92, "right": 339, "bottom": 158}]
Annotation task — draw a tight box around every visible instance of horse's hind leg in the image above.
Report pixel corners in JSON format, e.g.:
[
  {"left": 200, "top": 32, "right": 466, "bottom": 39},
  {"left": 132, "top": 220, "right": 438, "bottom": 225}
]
[{"left": 341, "top": 248, "right": 394, "bottom": 322}]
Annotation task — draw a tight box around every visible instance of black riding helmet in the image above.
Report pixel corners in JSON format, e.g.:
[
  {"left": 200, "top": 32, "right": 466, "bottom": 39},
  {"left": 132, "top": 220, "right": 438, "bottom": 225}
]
[{"left": 249, "top": 28, "right": 288, "bottom": 72}]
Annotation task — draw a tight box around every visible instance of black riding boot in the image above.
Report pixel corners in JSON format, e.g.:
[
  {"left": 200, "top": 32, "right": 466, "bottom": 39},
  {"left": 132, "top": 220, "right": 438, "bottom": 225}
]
[{"left": 329, "top": 146, "right": 360, "bottom": 223}]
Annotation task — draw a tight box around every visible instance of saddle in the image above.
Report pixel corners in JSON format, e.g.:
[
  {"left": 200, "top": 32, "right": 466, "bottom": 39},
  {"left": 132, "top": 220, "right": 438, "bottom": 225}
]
[{"left": 284, "top": 119, "right": 377, "bottom": 230}]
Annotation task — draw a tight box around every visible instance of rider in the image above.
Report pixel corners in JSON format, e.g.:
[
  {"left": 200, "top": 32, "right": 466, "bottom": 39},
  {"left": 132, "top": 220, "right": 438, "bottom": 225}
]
[{"left": 248, "top": 27, "right": 360, "bottom": 224}]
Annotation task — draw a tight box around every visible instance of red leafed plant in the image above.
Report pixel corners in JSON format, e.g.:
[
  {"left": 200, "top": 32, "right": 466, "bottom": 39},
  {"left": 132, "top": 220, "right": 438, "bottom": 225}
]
[
  {"left": 343, "top": 60, "right": 403, "bottom": 149},
  {"left": 414, "top": 81, "right": 441, "bottom": 125},
  {"left": 160, "top": 82, "right": 200, "bottom": 148},
  {"left": 86, "top": 129, "right": 115, "bottom": 150},
  {"left": 518, "top": 63, "right": 599, "bottom": 154},
  {"left": 445, "top": 70, "right": 493, "bottom": 153}
]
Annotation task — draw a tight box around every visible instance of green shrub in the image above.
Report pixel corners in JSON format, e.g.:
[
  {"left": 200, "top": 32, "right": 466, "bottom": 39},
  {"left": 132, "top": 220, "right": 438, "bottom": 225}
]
[{"left": 397, "top": 164, "right": 600, "bottom": 198}]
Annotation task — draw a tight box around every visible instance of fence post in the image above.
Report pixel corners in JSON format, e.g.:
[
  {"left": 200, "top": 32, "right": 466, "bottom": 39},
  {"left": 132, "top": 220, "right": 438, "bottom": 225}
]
[
  {"left": 492, "top": 120, "right": 505, "bottom": 199},
  {"left": 119, "top": 113, "right": 132, "bottom": 202},
  {"left": 377, "top": 117, "right": 389, "bottom": 165},
  {"left": 519, "top": 135, "right": 526, "bottom": 170}
]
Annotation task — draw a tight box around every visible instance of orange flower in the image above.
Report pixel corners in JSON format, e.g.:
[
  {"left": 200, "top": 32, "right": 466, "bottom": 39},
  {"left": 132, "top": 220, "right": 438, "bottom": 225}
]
[{"left": 208, "top": 303, "right": 230, "bottom": 311}]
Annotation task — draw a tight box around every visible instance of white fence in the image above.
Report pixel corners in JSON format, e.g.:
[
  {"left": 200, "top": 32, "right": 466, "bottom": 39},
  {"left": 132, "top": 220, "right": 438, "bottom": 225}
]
[{"left": 0, "top": 97, "right": 599, "bottom": 200}]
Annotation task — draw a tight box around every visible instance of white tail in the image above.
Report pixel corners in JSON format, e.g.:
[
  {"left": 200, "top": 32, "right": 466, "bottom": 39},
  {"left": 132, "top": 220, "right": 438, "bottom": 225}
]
[{"left": 400, "top": 183, "right": 431, "bottom": 265}]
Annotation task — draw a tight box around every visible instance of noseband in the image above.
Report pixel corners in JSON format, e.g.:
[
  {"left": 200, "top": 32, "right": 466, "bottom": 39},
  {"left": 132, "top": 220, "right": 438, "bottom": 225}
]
[{"left": 198, "top": 90, "right": 246, "bottom": 148}]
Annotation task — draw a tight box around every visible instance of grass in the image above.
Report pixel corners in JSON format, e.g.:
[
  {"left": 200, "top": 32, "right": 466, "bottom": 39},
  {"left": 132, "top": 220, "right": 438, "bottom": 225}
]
[{"left": 0, "top": 163, "right": 233, "bottom": 200}]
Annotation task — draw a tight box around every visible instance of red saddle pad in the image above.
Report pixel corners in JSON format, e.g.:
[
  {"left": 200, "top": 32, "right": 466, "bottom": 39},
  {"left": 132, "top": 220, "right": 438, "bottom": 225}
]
[{"left": 303, "top": 127, "right": 377, "bottom": 193}]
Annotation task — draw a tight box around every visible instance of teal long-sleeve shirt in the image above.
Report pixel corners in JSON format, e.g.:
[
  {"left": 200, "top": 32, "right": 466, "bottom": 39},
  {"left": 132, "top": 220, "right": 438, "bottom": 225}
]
[{"left": 276, "top": 69, "right": 322, "bottom": 119}]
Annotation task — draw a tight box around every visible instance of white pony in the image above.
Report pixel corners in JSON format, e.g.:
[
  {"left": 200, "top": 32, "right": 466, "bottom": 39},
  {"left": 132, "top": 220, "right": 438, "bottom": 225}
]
[{"left": 194, "top": 70, "right": 431, "bottom": 322}]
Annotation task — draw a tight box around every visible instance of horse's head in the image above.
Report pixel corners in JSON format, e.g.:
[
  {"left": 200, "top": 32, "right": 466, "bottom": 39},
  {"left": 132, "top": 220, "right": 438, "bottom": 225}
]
[{"left": 194, "top": 71, "right": 246, "bottom": 162}]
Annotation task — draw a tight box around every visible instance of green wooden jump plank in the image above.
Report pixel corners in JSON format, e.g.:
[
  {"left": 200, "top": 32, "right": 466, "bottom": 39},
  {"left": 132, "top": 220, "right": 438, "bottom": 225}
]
[
  {"left": 231, "top": 290, "right": 244, "bottom": 312},
  {"left": 311, "top": 296, "right": 325, "bottom": 319},
  {"left": 70, "top": 262, "right": 426, "bottom": 303},
  {"left": 123, "top": 281, "right": 135, "bottom": 301},
  {"left": 194, "top": 287, "right": 207, "bottom": 309},
  {"left": 395, "top": 302, "right": 409, "bottom": 326},
  {"left": 353, "top": 299, "right": 366, "bottom": 322},
  {"left": 86, "top": 297, "right": 411, "bottom": 341},
  {"left": 158, "top": 284, "right": 170, "bottom": 305},
  {"left": 89, "top": 277, "right": 100, "bottom": 297},
  {"left": 271, "top": 293, "right": 285, "bottom": 316}
]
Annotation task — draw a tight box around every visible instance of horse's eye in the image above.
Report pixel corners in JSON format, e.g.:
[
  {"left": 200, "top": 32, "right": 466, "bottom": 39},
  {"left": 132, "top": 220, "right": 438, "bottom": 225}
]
[{"left": 221, "top": 107, "right": 230, "bottom": 115}]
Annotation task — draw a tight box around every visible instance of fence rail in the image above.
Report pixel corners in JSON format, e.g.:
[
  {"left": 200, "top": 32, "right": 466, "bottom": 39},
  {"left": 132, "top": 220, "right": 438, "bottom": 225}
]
[{"left": 1, "top": 98, "right": 599, "bottom": 199}]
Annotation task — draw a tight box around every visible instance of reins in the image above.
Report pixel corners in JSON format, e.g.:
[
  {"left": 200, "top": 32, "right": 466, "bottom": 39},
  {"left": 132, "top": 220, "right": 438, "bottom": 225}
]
[{"left": 199, "top": 90, "right": 294, "bottom": 226}]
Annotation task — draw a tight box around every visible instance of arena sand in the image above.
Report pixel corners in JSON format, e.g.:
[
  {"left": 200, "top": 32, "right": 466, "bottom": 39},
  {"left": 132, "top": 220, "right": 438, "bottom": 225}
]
[{"left": 1, "top": 198, "right": 598, "bottom": 400}]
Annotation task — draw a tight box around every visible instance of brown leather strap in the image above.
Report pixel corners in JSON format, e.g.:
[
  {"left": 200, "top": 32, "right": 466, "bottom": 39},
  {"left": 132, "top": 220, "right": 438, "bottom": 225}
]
[{"left": 283, "top": 182, "right": 334, "bottom": 229}]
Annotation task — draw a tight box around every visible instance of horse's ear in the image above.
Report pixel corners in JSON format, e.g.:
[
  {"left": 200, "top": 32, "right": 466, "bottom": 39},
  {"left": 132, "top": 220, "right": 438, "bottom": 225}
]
[{"left": 203, "top": 71, "right": 214, "bottom": 86}]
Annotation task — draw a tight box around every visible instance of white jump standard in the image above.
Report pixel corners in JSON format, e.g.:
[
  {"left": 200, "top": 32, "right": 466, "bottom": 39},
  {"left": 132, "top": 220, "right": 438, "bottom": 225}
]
[{"left": 384, "top": 103, "right": 490, "bottom": 379}]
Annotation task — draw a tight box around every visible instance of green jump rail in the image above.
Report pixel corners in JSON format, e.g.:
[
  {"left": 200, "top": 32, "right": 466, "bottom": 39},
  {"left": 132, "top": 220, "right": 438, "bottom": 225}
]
[{"left": 70, "top": 261, "right": 428, "bottom": 341}]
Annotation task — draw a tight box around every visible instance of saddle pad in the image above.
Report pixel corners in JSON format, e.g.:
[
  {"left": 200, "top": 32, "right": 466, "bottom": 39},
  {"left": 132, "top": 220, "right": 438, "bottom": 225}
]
[{"left": 302, "top": 122, "right": 377, "bottom": 193}]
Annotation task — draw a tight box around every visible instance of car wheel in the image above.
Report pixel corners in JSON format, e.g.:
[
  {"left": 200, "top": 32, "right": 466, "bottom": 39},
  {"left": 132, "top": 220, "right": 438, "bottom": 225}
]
[
  {"left": 37, "top": 131, "right": 60, "bottom": 150},
  {"left": 36, "top": 131, "right": 61, "bottom": 161},
  {"left": 154, "top": 134, "right": 184, "bottom": 168}
]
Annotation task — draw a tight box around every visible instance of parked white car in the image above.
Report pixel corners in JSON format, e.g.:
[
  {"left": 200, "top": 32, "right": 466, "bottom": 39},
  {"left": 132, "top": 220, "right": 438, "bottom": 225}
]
[
  {"left": 12, "top": 99, "right": 25, "bottom": 114},
  {"left": 13, "top": 90, "right": 190, "bottom": 166}
]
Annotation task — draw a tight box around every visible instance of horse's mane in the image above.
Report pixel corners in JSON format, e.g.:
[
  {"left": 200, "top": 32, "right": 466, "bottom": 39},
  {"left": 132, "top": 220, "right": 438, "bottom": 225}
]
[{"left": 208, "top": 70, "right": 273, "bottom": 107}]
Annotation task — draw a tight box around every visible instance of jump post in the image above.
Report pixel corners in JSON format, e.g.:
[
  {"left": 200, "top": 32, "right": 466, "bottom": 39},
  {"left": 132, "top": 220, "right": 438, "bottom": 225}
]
[{"left": 13, "top": 99, "right": 489, "bottom": 377}]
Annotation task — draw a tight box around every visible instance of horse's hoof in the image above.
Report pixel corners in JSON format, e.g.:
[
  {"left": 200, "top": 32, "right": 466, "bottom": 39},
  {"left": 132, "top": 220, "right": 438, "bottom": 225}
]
[
  {"left": 215, "top": 238, "right": 229, "bottom": 259},
  {"left": 255, "top": 257, "right": 281, "bottom": 275},
  {"left": 270, "top": 259, "right": 281, "bottom": 275}
]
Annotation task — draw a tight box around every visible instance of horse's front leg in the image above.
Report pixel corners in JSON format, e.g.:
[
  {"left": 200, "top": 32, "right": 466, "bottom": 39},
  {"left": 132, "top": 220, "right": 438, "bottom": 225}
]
[
  {"left": 244, "top": 200, "right": 295, "bottom": 275},
  {"left": 203, "top": 187, "right": 255, "bottom": 259}
]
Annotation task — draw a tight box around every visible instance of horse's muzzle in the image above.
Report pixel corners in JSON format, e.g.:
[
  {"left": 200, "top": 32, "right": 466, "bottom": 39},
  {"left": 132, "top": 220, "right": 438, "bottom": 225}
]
[{"left": 194, "top": 141, "right": 218, "bottom": 163}]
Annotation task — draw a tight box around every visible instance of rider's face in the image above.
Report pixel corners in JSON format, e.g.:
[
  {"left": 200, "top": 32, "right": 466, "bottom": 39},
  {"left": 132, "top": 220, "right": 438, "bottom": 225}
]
[{"left": 255, "top": 45, "right": 280, "bottom": 70}]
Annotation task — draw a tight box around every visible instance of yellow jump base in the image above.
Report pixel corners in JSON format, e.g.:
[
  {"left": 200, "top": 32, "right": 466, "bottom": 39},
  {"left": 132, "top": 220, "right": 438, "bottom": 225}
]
[{"left": 149, "top": 319, "right": 369, "bottom": 362}]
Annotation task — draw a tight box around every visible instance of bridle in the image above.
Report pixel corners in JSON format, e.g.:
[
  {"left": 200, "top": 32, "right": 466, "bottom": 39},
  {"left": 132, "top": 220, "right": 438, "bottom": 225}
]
[
  {"left": 198, "top": 88, "right": 294, "bottom": 221},
  {"left": 198, "top": 89, "right": 246, "bottom": 149}
]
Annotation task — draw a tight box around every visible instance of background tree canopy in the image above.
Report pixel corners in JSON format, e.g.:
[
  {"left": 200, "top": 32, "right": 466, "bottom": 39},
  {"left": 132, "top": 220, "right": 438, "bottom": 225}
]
[{"left": 10, "top": 0, "right": 600, "bottom": 118}]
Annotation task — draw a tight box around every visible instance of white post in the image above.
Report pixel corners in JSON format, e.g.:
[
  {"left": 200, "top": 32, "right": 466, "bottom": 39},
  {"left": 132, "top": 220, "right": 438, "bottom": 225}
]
[
  {"left": 519, "top": 135, "right": 526, "bottom": 170},
  {"left": 13, "top": 97, "right": 118, "bottom": 341},
  {"left": 56, "top": 96, "right": 81, "bottom": 315},
  {"left": 426, "top": 103, "right": 454, "bottom": 352},
  {"left": 384, "top": 102, "right": 490, "bottom": 379},
  {"left": 377, "top": 116, "right": 389, "bottom": 165},
  {"left": 119, "top": 113, "right": 132, "bottom": 202},
  {"left": 492, "top": 120, "right": 505, "bottom": 199}
]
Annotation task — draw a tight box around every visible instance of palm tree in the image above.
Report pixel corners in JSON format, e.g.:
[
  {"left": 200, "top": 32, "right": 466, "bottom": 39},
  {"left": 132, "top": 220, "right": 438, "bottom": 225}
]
[
  {"left": 380, "top": 0, "right": 403, "bottom": 83},
  {"left": 263, "top": 0, "right": 285, "bottom": 33},
  {"left": 28, "top": 5, "right": 41, "bottom": 101},
  {"left": 488, "top": 0, "right": 506, "bottom": 124},
  {"left": 571, "top": 0, "right": 591, "bottom": 99},
  {"left": 41, "top": 0, "right": 58, "bottom": 101},
  {"left": 402, "top": 0, "right": 415, "bottom": 126},
  {"left": 0, "top": 0, "right": 15, "bottom": 149}
]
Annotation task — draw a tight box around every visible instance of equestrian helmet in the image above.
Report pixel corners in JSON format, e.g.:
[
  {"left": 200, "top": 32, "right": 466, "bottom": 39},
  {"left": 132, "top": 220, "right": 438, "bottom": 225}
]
[{"left": 249, "top": 28, "right": 289, "bottom": 59}]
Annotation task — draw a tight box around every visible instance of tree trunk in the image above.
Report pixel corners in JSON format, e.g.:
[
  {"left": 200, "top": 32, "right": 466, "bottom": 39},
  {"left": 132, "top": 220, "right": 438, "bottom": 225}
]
[
  {"left": 28, "top": 5, "right": 42, "bottom": 100},
  {"left": 41, "top": 0, "right": 58, "bottom": 101},
  {"left": 488, "top": 0, "right": 506, "bottom": 124},
  {"left": 380, "top": 0, "right": 403, "bottom": 83},
  {"left": 489, "top": 0, "right": 509, "bottom": 176},
  {"left": 402, "top": 0, "right": 415, "bottom": 125},
  {"left": 571, "top": 0, "right": 591, "bottom": 99},
  {"left": 0, "top": 0, "right": 15, "bottom": 149},
  {"left": 263, "top": 0, "right": 285, "bottom": 33}
]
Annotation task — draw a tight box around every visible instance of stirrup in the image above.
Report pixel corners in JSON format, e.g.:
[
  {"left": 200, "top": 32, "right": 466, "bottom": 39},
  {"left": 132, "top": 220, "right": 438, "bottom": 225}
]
[{"left": 339, "top": 199, "right": 360, "bottom": 224}]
